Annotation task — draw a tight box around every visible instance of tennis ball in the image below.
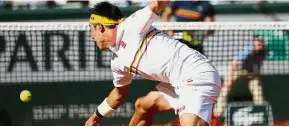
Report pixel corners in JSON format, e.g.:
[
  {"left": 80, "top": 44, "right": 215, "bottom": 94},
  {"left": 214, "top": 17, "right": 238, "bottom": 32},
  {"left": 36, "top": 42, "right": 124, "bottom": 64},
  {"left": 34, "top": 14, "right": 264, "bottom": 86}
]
[{"left": 20, "top": 90, "right": 32, "bottom": 103}]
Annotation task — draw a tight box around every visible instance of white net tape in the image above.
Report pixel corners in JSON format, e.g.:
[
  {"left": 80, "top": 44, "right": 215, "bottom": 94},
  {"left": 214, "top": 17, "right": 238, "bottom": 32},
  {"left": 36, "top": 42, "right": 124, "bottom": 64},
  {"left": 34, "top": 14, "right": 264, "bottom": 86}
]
[{"left": 0, "top": 22, "right": 289, "bottom": 31}]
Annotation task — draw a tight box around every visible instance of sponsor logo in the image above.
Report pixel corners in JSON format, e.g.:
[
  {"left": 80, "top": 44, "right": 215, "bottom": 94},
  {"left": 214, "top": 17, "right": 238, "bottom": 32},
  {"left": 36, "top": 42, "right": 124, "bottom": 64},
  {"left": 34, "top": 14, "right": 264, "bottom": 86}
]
[
  {"left": 186, "top": 78, "right": 193, "bottom": 83},
  {"left": 120, "top": 41, "right": 127, "bottom": 49},
  {"left": 232, "top": 106, "right": 265, "bottom": 126},
  {"left": 183, "top": 78, "right": 193, "bottom": 84}
]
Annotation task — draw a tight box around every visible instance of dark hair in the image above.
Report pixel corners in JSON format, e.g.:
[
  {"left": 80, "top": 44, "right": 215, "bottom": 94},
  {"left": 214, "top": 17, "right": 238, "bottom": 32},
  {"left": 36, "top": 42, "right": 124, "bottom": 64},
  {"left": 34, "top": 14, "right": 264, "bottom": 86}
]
[
  {"left": 253, "top": 35, "right": 265, "bottom": 43},
  {"left": 89, "top": 2, "right": 123, "bottom": 22}
]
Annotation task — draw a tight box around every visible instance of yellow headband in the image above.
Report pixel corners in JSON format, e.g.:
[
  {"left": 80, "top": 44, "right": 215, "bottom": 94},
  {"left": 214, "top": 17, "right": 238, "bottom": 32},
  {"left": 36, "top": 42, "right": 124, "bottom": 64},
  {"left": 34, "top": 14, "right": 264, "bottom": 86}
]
[{"left": 90, "top": 14, "right": 124, "bottom": 26}]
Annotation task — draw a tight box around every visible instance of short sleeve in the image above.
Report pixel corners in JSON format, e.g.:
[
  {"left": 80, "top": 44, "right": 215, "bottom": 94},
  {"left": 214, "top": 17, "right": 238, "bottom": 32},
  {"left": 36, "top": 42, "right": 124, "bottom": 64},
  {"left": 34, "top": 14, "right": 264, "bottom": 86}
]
[
  {"left": 112, "top": 69, "right": 133, "bottom": 87},
  {"left": 236, "top": 51, "right": 248, "bottom": 61},
  {"left": 124, "top": 6, "right": 158, "bottom": 36},
  {"left": 235, "top": 46, "right": 253, "bottom": 61}
]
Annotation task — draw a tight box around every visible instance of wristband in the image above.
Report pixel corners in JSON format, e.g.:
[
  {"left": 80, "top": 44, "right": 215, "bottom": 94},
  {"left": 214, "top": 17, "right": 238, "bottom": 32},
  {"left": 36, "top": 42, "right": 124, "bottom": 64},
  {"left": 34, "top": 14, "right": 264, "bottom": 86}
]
[
  {"left": 95, "top": 98, "right": 115, "bottom": 118},
  {"left": 94, "top": 108, "right": 104, "bottom": 118}
]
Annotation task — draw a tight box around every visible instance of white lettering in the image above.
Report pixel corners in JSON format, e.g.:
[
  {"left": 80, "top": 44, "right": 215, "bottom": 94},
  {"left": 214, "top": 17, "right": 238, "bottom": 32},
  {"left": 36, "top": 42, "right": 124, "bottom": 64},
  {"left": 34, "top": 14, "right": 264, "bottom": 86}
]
[
  {"left": 232, "top": 106, "right": 265, "bottom": 126},
  {"left": 32, "top": 103, "right": 134, "bottom": 121},
  {"left": 33, "top": 105, "right": 66, "bottom": 120}
]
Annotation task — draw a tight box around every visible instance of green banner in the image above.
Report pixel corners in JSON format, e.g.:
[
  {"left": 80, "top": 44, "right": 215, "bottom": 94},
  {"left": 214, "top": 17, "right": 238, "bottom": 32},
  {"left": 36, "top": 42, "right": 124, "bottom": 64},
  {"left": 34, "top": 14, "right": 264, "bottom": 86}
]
[
  {"left": 227, "top": 102, "right": 273, "bottom": 126},
  {"left": 1, "top": 75, "right": 289, "bottom": 125},
  {"left": 254, "top": 30, "right": 289, "bottom": 60},
  {"left": 0, "top": 80, "right": 176, "bottom": 126}
]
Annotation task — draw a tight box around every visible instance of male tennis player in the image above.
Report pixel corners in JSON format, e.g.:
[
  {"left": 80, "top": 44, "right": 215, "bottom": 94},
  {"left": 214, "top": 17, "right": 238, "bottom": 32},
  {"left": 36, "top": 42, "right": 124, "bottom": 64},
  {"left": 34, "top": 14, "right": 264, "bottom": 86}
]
[{"left": 85, "top": 1, "right": 221, "bottom": 126}]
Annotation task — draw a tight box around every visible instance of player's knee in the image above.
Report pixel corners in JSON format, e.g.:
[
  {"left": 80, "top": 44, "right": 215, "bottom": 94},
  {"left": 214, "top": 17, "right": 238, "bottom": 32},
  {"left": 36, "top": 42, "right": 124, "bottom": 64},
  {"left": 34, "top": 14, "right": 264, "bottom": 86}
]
[
  {"left": 135, "top": 98, "right": 148, "bottom": 115},
  {"left": 135, "top": 98, "right": 143, "bottom": 110},
  {"left": 180, "top": 114, "right": 209, "bottom": 126},
  {"left": 134, "top": 96, "right": 158, "bottom": 115}
]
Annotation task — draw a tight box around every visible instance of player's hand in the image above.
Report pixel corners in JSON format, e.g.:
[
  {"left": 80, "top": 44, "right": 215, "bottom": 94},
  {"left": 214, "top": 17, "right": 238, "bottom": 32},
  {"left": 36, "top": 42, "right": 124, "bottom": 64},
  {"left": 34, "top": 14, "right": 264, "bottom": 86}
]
[{"left": 85, "top": 113, "right": 101, "bottom": 126}]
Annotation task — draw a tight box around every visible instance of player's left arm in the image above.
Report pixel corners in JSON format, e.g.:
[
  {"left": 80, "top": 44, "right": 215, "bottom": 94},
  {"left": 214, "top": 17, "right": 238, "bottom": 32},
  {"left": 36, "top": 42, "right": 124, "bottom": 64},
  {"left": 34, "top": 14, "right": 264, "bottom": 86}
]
[
  {"left": 85, "top": 68, "right": 132, "bottom": 126},
  {"left": 204, "top": 3, "right": 216, "bottom": 36},
  {"left": 85, "top": 86, "right": 129, "bottom": 126}
]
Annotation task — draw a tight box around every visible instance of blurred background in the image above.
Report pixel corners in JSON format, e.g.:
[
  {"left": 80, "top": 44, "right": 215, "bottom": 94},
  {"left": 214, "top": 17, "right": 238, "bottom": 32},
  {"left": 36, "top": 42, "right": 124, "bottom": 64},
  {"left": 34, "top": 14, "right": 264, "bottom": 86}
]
[
  {"left": 0, "top": 0, "right": 289, "bottom": 22},
  {"left": 0, "top": 0, "right": 289, "bottom": 126}
]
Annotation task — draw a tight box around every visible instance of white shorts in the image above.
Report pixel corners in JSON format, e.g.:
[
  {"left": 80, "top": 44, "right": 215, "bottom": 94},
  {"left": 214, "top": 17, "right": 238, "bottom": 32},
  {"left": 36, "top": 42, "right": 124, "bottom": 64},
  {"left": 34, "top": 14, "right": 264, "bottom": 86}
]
[{"left": 156, "top": 71, "right": 221, "bottom": 124}]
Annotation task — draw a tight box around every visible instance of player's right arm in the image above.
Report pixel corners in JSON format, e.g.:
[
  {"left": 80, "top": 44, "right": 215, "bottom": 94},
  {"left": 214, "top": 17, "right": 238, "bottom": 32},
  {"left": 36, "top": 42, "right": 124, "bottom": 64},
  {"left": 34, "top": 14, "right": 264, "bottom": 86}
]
[
  {"left": 161, "top": 2, "right": 177, "bottom": 37},
  {"left": 161, "top": 7, "right": 172, "bottom": 22},
  {"left": 161, "top": 7, "right": 174, "bottom": 36},
  {"left": 125, "top": 0, "right": 170, "bottom": 36},
  {"left": 149, "top": 0, "right": 171, "bottom": 15},
  {"left": 161, "top": 1, "right": 179, "bottom": 22}
]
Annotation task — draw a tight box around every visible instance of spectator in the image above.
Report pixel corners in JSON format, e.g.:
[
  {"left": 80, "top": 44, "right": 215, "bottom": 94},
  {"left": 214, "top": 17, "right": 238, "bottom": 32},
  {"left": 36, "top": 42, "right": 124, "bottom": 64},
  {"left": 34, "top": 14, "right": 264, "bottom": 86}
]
[
  {"left": 0, "top": 1, "right": 3, "bottom": 8},
  {"left": 161, "top": 1, "right": 216, "bottom": 54},
  {"left": 3, "top": 1, "right": 13, "bottom": 9},
  {"left": 213, "top": 36, "right": 266, "bottom": 118},
  {"left": 46, "top": 1, "right": 57, "bottom": 8},
  {"left": 67, "top": 0, "right": 89, "bottom": 8},
  {"left": 126, "top": 0, "right": 133, "bottom": 6}
]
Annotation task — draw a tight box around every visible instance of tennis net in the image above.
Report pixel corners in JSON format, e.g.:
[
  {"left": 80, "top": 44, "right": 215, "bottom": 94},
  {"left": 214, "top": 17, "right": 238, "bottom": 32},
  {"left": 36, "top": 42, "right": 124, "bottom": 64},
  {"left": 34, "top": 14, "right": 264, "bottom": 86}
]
[
  {"left": 0, "top": 22, "right": 288, "bottom": 83},
  {"left": 0, "top": 22, "right": 289, "bottom": 126}
]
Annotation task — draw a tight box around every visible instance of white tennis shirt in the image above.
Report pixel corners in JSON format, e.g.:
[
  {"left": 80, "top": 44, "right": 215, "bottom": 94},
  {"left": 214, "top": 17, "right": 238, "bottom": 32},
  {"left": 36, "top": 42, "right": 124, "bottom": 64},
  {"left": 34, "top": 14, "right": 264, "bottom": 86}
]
[{"left": 109, "top": 6, "right": 218, "bottom": 87}]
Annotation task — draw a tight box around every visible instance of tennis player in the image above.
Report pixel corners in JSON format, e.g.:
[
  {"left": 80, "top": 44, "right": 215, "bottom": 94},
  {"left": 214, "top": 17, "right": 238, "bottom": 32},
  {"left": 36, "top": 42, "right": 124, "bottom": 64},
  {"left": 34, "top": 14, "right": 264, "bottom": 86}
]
[{"left": 85, "top": 1, "right": 221, "bottom": 126}]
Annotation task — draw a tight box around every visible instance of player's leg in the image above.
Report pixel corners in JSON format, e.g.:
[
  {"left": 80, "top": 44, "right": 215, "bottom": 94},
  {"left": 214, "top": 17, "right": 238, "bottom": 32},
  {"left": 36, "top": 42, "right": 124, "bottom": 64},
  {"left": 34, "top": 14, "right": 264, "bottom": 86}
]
[
  {"left": 248, "top": 78, "right": 264, "bottom": 105},
  {"left": 129, "top": 89, "right": 173, "bottom": 126},
  {"left": 179, "top": 113, "right": 209, "bottom": 126},
  {"left": 176, "top": 85, "right": 214, "bottom": 126},
  {"left": 129, "top": 83, "right": 176, "bottom": 126},
  {"left": 176, "top": 71, "right": 222, "bottom": 126}
]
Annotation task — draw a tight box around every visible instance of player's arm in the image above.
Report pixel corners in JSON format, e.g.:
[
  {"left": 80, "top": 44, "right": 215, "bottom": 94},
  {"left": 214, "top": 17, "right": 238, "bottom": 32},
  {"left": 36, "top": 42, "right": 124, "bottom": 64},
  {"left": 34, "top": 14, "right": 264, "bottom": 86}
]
[
  {"left": 161, "top": 2, "right": 177, "bottom": 37},
  {"left": 161, "top": 7, "right": 172, "bottom": 22},
  {"left": 161, "top": 1, "right": 178, "bottom": 21},
  {"left": 126, "top": 0, "right": 170, "bottom": 36},
  {"left": 149, "top": 0, "right": 171, "bottom": 15},
  {"left": 106, "top": 86, "right": 129, "bottom": 108},
  {"left": 161, "top": 7, "right": 174, "bottom": 36},
  {"left": 85, "top": 68, "right": 132, "bottom": 126},
  {"left": 85, "top": 86, "right": 129, "bottom": 126},
  {"left": 99, "top": 85, "right": 130, "bottom": 114}
]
